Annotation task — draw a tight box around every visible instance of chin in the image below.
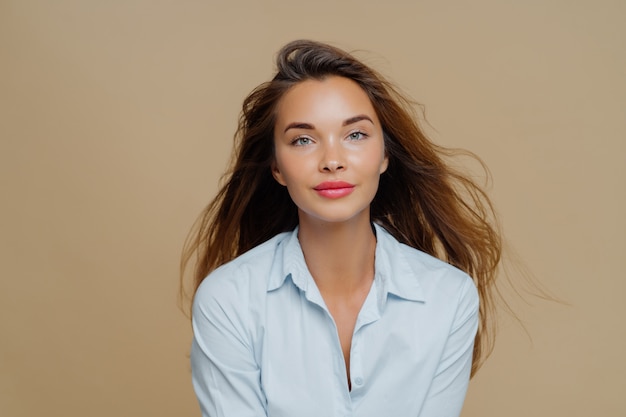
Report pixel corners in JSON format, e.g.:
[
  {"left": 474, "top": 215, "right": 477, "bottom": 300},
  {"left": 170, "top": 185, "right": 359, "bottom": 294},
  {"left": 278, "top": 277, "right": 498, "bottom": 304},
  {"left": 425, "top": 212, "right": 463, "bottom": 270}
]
[{"left": 297, "top": 208, "right": 371, "bottom": 226}]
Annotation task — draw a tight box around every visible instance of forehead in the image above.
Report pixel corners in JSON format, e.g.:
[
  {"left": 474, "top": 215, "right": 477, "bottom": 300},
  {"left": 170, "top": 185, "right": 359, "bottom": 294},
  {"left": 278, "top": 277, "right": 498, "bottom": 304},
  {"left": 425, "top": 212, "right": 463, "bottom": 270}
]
[{"left": 274, "top": 76, "right": 379, "bottom": 127}]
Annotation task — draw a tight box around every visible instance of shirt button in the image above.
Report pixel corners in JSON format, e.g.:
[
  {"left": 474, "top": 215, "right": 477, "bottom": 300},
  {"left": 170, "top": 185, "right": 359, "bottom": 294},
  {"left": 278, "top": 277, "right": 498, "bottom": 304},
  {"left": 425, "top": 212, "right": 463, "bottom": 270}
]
[{"left": 354, "top": 377, "right": 364, "bottom": 386}]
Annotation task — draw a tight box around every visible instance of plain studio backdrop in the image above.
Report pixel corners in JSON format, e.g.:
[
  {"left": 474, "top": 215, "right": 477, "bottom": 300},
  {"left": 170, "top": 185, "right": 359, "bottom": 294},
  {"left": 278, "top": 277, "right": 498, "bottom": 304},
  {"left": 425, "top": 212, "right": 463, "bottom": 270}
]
[{"left": 1, "top": 1, "right": 624, "bottom": 416}]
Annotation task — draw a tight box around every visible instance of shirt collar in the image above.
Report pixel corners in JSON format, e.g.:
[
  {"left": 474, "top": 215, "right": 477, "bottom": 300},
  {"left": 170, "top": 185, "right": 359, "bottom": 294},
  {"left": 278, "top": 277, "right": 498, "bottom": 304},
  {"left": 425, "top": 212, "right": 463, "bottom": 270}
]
[
  {"left": 267, "top": 223, "right": 426, "bottom": 303},
  {"left": 372, "top": 223, "right": 425, "bottom": 302},
  {"left": 267, "top": 226, "right": 309, "bottom": 293}
]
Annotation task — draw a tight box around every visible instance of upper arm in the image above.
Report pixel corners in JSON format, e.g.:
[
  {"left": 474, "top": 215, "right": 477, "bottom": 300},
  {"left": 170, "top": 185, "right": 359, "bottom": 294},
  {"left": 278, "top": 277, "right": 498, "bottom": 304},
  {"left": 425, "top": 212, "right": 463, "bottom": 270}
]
[
  {"left": 418, "top": 276, "right": 480, "bottom": 417},
  {"left": 190, "top": 272, "right": 267, "bottom": 417}
]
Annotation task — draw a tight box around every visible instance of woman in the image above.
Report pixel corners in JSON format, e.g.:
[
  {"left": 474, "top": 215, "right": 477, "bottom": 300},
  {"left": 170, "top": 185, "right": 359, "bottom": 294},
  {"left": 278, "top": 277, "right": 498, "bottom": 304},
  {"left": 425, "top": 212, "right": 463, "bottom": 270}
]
[{"left": 182, "top": 40, "right": 501, "bottom": 417}]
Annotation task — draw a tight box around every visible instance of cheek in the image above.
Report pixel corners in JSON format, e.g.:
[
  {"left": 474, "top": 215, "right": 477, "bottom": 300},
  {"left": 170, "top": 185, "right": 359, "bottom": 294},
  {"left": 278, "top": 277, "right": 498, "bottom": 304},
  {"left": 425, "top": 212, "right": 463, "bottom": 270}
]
[
  {"left": 272, "top": 152, "right": 306, "bottom": 187},
  {"left": 376, "top": 141, "right": 389, "bottom": 173},
  {"left": 357, "top": 146, "right": 387, "bottom": 174}
]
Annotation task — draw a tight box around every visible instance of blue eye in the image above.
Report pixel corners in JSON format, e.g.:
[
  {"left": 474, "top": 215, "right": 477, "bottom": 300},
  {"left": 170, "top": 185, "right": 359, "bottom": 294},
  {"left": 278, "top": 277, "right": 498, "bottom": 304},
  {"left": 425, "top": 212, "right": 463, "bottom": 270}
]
[
  {"left": 348, "top": 131, "right": 367, "bottom": 140},
  {"left": 292, "top": 136, "right": 313, "bottom": 146}
]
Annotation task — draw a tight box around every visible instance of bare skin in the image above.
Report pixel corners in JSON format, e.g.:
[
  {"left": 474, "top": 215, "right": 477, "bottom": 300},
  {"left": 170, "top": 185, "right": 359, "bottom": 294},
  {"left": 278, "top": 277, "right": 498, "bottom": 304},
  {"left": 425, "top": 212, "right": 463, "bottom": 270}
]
[
  {"left": 271, "top": 77, "right": 387, "bottom": 389},
  {"left": 297, "top": 214, "right": 376, "bottom": 389}
]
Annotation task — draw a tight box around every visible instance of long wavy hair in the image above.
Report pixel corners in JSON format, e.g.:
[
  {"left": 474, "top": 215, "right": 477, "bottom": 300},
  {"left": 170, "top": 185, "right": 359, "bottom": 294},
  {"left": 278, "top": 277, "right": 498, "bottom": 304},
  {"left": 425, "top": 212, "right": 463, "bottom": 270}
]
[{"left": 181, "top": 40, "right": 502, "bottom": 376}]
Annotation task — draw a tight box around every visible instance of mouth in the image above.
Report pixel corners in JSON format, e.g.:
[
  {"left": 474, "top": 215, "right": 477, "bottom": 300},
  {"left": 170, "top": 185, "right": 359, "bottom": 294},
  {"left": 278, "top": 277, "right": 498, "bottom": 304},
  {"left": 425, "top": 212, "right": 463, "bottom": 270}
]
[{"left": 313, "top": 181, "right": 355, "bottom": 198}]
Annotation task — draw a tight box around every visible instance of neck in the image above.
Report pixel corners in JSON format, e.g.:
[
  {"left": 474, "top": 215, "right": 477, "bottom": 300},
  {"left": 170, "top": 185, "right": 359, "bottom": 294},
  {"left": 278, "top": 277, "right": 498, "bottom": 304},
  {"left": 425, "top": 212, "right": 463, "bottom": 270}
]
[{"left": 297, "top": 215, "right": 376, "bottom": 296}]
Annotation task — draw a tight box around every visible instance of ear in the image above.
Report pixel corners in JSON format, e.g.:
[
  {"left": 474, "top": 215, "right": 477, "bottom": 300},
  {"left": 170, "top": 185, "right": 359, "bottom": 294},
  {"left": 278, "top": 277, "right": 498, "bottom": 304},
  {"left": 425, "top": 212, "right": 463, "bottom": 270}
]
[
  {"left": 271, "top": 160, "right": 287, "bottom": 186},
  {"left": 379, "top": 153, "right": 389, "bottom": 174}
]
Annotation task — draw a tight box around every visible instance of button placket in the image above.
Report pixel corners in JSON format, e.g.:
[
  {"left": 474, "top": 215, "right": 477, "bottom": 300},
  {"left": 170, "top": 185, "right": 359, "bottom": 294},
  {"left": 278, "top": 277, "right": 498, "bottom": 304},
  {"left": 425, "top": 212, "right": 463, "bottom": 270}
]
[{"left": 350, "top": 332, "right": 364, "bottom": 391}]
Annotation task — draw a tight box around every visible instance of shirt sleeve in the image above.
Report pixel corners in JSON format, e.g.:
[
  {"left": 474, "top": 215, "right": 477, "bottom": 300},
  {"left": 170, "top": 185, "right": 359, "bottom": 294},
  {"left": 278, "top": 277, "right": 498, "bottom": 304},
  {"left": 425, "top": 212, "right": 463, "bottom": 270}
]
[
  {"left": 418, "top": 277, "right": 480, "bottom": 417},
  {"left": 190, "top": 274, "right": 267, "bottom": 417}
]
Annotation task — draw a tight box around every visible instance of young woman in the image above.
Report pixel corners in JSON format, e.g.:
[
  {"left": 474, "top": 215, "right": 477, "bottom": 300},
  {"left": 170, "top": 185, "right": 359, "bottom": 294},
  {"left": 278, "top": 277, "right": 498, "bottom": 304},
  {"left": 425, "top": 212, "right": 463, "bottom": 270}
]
[{"left": 182, "top": 40, "right": 501, "bottom": 417}]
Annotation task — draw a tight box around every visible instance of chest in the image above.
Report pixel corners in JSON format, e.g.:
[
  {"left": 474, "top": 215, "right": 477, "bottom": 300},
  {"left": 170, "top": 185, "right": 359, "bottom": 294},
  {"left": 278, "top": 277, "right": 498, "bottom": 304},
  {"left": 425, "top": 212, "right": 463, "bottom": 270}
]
[
  {"left": 325, "top": 294, "right": 367, "bottom": 388},
  {"left": 257, "top": 284, "right": 447, "bottom": 417}
]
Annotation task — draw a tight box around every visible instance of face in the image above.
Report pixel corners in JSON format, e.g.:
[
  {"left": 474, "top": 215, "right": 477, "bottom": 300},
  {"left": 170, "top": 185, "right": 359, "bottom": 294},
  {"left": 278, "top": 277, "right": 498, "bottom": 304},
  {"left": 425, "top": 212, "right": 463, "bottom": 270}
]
[{"left": 272, "top": 76, "right": 388, "bottom": 225}]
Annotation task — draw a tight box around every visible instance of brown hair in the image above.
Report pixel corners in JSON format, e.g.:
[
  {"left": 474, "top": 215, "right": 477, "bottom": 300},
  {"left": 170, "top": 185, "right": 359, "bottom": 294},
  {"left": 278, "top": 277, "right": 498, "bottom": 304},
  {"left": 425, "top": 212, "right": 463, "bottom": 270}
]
[{"left": 181, "top": 40, "right": 502, "bottom": 376}]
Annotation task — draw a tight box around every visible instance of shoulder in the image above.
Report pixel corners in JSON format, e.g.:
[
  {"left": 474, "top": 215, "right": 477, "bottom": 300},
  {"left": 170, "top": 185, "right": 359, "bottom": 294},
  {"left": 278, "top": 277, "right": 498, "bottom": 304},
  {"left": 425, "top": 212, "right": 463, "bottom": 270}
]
[
  {"left": 193, "top": 231, "right": 292, "bottom": 312},
  {"left": 375, "top": 223, "right": 478, "bottom": 306}
]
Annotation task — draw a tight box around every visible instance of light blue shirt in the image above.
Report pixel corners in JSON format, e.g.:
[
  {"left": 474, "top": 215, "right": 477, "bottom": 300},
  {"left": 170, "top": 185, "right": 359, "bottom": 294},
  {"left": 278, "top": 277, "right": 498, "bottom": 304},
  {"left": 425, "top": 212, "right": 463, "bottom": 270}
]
[{"left": 191, "top": 223, "right": 479, "bottom": 417}]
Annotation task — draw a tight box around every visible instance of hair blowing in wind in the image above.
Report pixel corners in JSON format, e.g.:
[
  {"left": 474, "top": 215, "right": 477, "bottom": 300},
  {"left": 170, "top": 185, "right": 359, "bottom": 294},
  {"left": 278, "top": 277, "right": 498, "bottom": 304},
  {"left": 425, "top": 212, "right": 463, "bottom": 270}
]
[{"left": 181, "top": 40, "right": 502, "bottom": 377}]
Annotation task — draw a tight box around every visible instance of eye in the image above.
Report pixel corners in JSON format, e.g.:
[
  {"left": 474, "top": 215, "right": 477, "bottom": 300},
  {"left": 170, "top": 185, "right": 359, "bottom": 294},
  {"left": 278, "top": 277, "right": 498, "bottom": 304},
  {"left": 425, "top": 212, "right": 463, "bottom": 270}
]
[
  {"left": 347, "top": 131, "right": 367, "bottom": 141},
  {"left": 292, "top": 136, "right": 313, "bottom": 146}
]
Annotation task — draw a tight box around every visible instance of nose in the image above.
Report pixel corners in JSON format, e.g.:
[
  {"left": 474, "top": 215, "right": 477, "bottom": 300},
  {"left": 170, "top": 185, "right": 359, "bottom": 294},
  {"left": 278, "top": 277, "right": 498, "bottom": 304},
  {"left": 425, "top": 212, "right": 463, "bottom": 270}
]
[{"left": 319, "top": 141, "right": 345, "bottom": 172}]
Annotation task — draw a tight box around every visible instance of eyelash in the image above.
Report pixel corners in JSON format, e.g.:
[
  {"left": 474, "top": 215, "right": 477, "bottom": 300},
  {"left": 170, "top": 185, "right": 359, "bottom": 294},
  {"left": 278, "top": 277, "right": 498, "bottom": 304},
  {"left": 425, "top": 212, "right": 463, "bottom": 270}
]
[
  {"left": 291, "top": 136, "right": 313, "bottom": 146},
  {"left": 348, "top": 131, "right": 368, "bottom": 141},
  {"left": 290, "top": 131, "right": 368, "bottom": 146}
]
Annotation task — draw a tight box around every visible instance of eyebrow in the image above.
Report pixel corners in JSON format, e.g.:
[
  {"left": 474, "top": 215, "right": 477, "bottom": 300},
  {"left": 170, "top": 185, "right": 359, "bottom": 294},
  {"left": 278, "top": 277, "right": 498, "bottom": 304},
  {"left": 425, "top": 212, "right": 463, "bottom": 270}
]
[
  {"left": 283, "top": 114, "right": 374, "bottom": 133},
  {"left": 343, "top": 114, "right": 374, "bottom": 126}
]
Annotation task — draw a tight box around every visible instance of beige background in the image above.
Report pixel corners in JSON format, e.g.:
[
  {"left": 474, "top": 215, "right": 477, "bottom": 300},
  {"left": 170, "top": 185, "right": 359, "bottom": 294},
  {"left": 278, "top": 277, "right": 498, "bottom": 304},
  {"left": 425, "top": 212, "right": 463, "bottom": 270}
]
[{"left": 1, "top": 1, "right": 624, "bottom": 416}]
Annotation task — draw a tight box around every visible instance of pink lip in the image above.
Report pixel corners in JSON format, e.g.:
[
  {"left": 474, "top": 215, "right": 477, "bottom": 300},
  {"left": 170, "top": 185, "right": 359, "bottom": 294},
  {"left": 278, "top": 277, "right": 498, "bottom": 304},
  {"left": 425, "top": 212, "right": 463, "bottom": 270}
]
[{"left": 313, "top": 181, "right": 355, "bottom": 199}]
